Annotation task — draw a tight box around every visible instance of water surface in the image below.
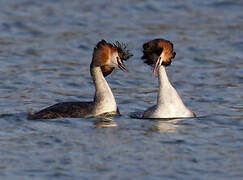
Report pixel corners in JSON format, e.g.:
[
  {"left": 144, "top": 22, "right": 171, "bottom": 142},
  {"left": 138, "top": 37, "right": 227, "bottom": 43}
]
[{"left": 0, "top": 0, "right": 242, "bottom": 179}]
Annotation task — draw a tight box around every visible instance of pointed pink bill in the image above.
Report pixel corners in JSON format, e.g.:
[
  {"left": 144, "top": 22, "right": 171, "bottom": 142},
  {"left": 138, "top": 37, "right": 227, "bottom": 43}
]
[
  {"left": 153, "top": 56, "right": 162, "bottom": 76},
  {"left": 117, "top": 57, "right": 127, "bottom": 72}
]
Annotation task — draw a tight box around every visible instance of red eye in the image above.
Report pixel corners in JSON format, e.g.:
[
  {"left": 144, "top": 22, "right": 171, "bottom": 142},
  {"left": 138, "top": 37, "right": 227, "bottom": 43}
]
[{"left": 116, "top": 56, "right": 121, "bottom": 62}]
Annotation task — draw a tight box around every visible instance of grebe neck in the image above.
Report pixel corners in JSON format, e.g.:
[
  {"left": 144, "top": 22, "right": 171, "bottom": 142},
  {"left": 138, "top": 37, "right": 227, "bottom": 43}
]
[
  {"left": 157, "top": 65, "right": 184, "bottom": 107},
  {"left": 155, "top": 65, "right": 195, "bottom": 118},
  {"left": 90, "top": 64, "right": 117, "bottom": 114}
]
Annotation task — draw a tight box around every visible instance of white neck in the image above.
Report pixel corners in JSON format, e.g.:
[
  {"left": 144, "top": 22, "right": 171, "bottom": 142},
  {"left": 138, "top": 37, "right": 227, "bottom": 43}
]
[
  {"left": 90, "top": 65, "right": 117, "bottom": 115},
  {"left": 143, "top": 65, "right": 195, "bottom": 118},
  {"left": 157, "top": 65, "right": 182, "bottom": 105}
]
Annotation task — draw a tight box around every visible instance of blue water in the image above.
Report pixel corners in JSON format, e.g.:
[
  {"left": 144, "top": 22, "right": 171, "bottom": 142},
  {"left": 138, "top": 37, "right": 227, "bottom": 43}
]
[{"left": 0, "top": 0, "right": 242, "bottom": 179}]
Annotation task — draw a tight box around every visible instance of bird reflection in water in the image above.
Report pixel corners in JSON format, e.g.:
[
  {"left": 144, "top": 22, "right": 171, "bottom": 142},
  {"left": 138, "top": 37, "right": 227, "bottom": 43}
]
[
  {"left": 146, "top": 118, "right": 182, "bottom": 133},
  {"left": 93, "top": 113, "right": 118, "bottom": 128}
]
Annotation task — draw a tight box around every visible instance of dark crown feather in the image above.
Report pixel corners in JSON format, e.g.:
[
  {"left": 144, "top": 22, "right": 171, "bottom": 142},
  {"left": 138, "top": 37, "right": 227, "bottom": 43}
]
[
  {"left": 141, "top": 38, "right": 174, "bottom": 66},
  {"left": 114, "top": 41, "right": 133, "bottom": 61}
]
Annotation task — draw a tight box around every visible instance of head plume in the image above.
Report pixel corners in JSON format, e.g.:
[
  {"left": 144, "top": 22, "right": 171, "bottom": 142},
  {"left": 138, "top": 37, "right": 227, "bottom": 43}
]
[
  {"left": 113, "top": 41, "right": 133, "bottom": 61},
  {"left": 141, "top": 38, "right": 176, "bottom": 67}
]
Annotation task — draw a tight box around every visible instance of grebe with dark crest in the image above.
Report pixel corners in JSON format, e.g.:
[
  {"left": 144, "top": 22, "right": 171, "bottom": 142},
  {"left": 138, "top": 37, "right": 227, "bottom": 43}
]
[
  {"left": 28, "top": 40, "right": 132, "bottom": 120},
  {"left": 141, "top": 39, "right": 195, "bottom": 118}
]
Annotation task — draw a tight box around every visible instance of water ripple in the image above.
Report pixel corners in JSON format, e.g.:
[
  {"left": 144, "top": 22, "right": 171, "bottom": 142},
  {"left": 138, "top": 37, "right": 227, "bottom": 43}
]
[{"left": 0, "top": 0, "right": 243, "bottom": 179}]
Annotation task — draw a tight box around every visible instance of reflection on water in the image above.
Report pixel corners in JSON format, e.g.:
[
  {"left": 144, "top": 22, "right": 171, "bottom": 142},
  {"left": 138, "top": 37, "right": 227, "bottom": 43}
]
[
  {"left": 94, "top": 118, "right": 118, "bottom": 128},
  {"left": 147, "top": 119, "right": 181, "bottom": 133},
  {"left": 0, "top": 0, "right": 243, "bottom": 179}
]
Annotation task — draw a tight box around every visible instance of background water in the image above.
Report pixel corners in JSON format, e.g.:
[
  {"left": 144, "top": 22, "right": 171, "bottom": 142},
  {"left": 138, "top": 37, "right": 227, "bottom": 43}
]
[{"left": 0, "top": 0, "right": 242, "bottom": 179}]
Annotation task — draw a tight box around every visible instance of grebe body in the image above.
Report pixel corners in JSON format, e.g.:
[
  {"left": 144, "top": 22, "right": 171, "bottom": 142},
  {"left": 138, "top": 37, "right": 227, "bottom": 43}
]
[
  {"left": 141, "top": 39, "right": 195, "bottom": 119},
  {"left": 29, "top": 40, "right": 132, "bottom": 120}
]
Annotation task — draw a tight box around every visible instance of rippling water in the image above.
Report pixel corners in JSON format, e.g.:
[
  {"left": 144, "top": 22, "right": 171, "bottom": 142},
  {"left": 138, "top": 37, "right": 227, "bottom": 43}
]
[{"left": 0, "top": 0, "right": 242, "bottom": 179}]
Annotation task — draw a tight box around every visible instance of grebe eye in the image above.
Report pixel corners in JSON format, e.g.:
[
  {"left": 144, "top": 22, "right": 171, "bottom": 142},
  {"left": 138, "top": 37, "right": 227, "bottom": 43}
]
[{"left": 116, "top": 56, "right": 121, "bottom": 62}]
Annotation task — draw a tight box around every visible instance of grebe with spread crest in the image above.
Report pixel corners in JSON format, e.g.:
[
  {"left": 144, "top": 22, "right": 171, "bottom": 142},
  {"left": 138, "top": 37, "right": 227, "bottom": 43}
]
[
  {"left": 141, "top": 39, "right": 195, "bottom": 118},
  {"left": 28, "top": 40, "right": 132, "bottom": 120}
]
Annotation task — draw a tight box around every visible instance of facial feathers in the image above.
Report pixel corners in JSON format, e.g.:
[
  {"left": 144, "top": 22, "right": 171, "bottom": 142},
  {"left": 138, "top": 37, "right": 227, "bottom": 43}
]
[
  {"left": 101, "top": 66, "right": 115, "bottom": 77},
  {"left": 93, "top": 40, "right": 133, "bottom": 77},
  {"left": 92, "top": 40, "right": 115, "bottom": 67}
]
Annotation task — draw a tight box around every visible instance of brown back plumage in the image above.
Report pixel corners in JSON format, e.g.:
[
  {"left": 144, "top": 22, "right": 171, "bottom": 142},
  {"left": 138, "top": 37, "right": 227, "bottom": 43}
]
[
  {"left": 141, "top": 39, "right": 176, "bottom": 66},
  {"left": 93, "top": 40, "right": 133, "bottom": 77}
]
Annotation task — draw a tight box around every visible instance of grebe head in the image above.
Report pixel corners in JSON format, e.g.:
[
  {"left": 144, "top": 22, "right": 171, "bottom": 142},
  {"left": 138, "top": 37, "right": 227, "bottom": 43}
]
[
  {"left": 92, "top": 40, "right": 133, "bottom": 75},
  {"left": 141, "top": 39, "right": 176, "bottom": 75},
  {"left": 101, "top": 41, "right": 133, "bottom": 76}
]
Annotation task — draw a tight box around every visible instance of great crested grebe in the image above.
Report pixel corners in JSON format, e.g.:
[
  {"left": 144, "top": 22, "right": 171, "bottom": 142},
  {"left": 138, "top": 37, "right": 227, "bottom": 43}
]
[
  {"left": 28, "top": 40, "right": 132, "bottom": 120},
  {"left": 141, "top": 38, "right": 195, "bottom": 118}
]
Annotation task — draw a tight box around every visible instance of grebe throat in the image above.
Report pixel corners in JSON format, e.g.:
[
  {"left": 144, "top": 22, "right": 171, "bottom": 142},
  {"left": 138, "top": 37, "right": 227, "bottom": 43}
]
[{"left": 91, "top": 65, "right": 117, "bottom": 115}]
